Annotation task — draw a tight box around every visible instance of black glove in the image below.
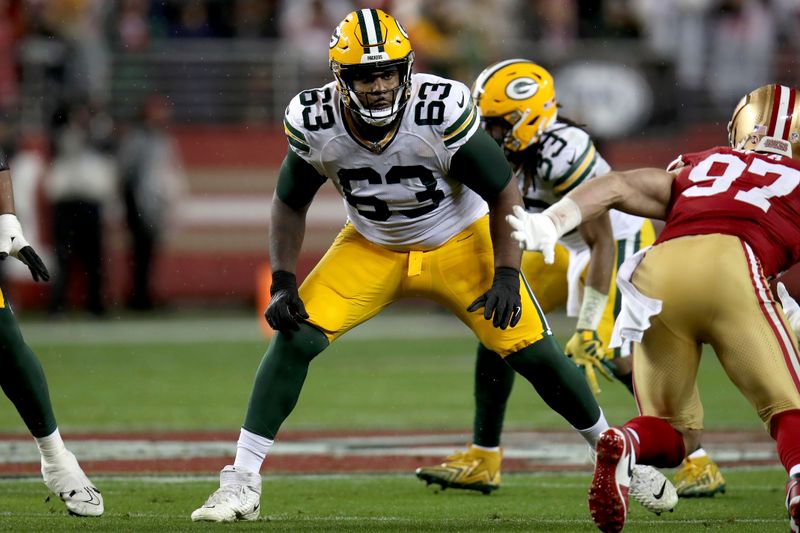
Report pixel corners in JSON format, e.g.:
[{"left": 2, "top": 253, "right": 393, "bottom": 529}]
[
  {"left": 264, "top": 270, "right": 309, "bottom": 331},
  {"left": 467, "top": 266, "right": 522, "bottom": 330},
  {"left": 15, "top": 246, "right": 50, "bottom": 282}
]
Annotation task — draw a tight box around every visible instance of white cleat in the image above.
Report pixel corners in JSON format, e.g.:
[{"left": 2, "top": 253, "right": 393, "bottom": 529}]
[
  {"left": 41, "top": 450, "right": 104, "bottom": 517},
  {"left": 191, "top": 465, "right": 261, "bottom": 522},
  {"left": 630, "top": 464, "right": 678, "bottom": 515}
]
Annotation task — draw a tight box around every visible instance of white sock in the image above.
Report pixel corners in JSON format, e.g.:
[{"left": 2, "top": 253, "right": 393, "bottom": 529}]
[
  {"left": 233, "top": 428, "right": 273, "bottom": 473},
  {"left": 688, "top": 447, "right": 707, "bottom": 460},
  {"left": 35, "top": 428, "right": 67, "bottom": 463},
  {"left": 471, "top": 444, "right": 500, "bottom": 452},
  {"left": 575, "top": 409, "right": 609, "bottom": 447}
]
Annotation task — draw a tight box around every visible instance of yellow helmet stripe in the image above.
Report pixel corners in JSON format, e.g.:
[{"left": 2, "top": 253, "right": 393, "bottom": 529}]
[
  {"left": 356, "top": 8, "right": 384, "bottom": 54},
  {"left": 553, "top": 144, "right": 597, "bottom": 195}
]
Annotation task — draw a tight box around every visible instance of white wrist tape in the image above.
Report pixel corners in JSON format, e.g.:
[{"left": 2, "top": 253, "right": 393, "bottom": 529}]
[
  {"left": 576, "top": 286, "right": 609, "bottom": 331},
  {"left": 543, "top": 197, "right": 583, "bottom": 238}
]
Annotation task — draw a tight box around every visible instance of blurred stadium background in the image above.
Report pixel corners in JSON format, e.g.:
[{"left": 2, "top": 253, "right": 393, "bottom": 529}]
[
  {"left": 0, "top": 0, "right": 797, "bottom": 314},
  {"left": 0, "top": 1, "right": 797, "bottom": 529}
]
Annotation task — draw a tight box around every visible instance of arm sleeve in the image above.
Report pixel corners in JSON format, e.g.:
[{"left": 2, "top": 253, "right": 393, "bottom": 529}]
[
  {"left": 275, "top": 149, "right": 327, "bottom": 210},
  {"left": 0, "top": 148, "right": 8, "bottom": 171},
  {"left": 449, "top": 127, "right": 513, "bottom": 200}
]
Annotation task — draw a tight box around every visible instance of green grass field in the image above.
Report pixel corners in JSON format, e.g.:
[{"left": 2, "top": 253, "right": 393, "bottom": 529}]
[{"left": 0, "top": 310, "right": 788, "bottom": 531}]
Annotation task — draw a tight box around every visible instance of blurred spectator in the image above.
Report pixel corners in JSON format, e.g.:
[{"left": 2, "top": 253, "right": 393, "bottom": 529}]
[
  {"left": 517, "top": 0, "right": 579, "bottom": 56},
  {"left": 39, "top": 0, "right": 113, "bottom": 104},
  {"left": 117, "top": 95, "right": 186, "bottom": 311},
  {"left": 43, "top": 102, "right": 116, "bottom": 317},
  {"left": 706, "top": 0, "right": 776, "bottom": 110},
  {"left": 230, "top": 0, "right": 281, "bottom": 39},
  {"left": 171, "top": 1, "right": 216, "bottom": 38},
  {"left": 116, "top": 0, "right": 150, "bottom": 52},
  {"left": 280, "top": 0, "right": 353, "bottom": 84},
  {"left": 404, "top": 0, "right": 492, "bottom": 81},
  {"left": 0, "top": 0, "right": 22, "bottom": 114}
]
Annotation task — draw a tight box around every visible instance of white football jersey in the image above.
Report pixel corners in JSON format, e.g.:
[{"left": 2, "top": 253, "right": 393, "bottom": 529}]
[
  {"left": 519, "top": 120, "right": 644, "bottom": 252},
  {"left": 283, "top": 73, "right": 489, "bottom": 251}
]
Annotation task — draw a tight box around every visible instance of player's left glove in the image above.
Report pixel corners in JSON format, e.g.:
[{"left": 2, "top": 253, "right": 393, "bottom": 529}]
[
  {"left": 778, "top": 282, "right": 800, "bottom": 338},
  {"left": 0, "top": 214, "right": 49, "bottom": 282},
  {"left": 467, "top": 266, "right": 522, "bottom": 330},
  {"left": 264, "top": 270, "right": 309, "bottom": 332},
  {"left": 506, "top": 205, "right": 559, "bottom": 263},
  {"left": 565, "top": 329, "right": 614, "bottom": 394}
]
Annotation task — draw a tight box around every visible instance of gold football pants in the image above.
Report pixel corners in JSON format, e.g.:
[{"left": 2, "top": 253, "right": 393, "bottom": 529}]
[
  {"left": 631, "top": 234, "right": 800, "bottom": 431},
  {"left": 299, "top": 216, "right": 550, "bottom": 356}
]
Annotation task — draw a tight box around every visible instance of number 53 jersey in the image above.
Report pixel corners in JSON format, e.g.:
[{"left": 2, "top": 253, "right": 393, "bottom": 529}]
[
  {"left": 283, "top": 73, "right": 489, "bottom": 251},
  {"left": 659, "top": 146, "right": 800, "bottom": 278}
]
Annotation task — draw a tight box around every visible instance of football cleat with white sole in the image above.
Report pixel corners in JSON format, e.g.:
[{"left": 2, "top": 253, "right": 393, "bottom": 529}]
[
  {"left": 415, "top": 445, "right": 501, "bottom": 495},
  {"left": 41, "top": 450, "right": 103, "bottom": 517},
  {"left": 191, "top": 465, "right": 261, "bottom": 522},
  {"left": 787, "top": 474, "right": 800, "bottom": 533},
  {"left": 588, "top": 428, "right": 635, "bottom": 533},
  {"left": 630, "top": 465, "right": 678, "bottom": 515}
]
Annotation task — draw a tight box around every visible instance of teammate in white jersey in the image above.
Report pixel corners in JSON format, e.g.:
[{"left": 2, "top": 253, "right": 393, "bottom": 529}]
[
  {"left": 415, "top": 60, "right": 686, "bottom": 510},
  {"left": 191, "top": 10, "right": 613, "bottom": 523}
]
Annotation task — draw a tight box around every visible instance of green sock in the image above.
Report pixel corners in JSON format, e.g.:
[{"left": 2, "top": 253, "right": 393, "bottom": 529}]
[
  {"left": 243, "top": 323, "right": 329, "bottom": 439},
  {"left": 0, "top": 308, "right": 57, "bottom": 438},
  {"left": 505, "top": 335, "right": 600, "bottom": 429},
  {"left": 473, "top": 344, "right": 515, "bottom": 448}
]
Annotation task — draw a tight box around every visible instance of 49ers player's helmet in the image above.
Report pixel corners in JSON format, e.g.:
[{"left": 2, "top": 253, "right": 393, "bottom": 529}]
[
  {"left": 471, "top": 59, "right": 558, "bottom": 152},
  {"left": 329, "top": 9, "right": 414, "bottom": 127},
  {"left": 728, "top": 84, "right": 800, "bottom": 159}
]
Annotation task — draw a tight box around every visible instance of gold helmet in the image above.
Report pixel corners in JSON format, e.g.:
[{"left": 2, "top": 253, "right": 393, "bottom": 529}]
[
  {"left": 471, "top": 59, "right": 558, "bottom": 152},
  {"left": 728, "top": 84, "right": 800, "bottom": 159},
  {"left": 329, "top": 9, "right": 414, "bottom": 126}
]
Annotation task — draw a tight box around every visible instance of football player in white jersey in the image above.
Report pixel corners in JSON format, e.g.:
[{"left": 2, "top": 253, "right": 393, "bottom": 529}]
[
  {"left": 415, "top": 60, "right": 703, "bottom": 509},
  {"left": 191, "top": 10, "right": 615, "bottom": 522}
]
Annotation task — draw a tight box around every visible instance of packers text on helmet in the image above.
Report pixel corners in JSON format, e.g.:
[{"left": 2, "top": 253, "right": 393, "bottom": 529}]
[
  {"left": 329, "top": 9, "right": 414, "bottom": 127},
  {"left": 728, "top": 84, "right": 800, "bottom": 160},
  {"left": 471, "top": 59, "right": 557, "bottom": 152}
]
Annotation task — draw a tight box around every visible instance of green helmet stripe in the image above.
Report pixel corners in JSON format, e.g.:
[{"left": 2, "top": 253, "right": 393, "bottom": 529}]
[
  {"left": 369, "top": 9, "right": 385, "bottom": 52},
  {"left": 356, "top": 10, "right": 370, "bottom": 51}
]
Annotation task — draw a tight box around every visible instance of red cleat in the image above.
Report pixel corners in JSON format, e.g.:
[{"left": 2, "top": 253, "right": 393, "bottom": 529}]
[{"left": 588, "top": 428, "right": 635, "bottom": 532}]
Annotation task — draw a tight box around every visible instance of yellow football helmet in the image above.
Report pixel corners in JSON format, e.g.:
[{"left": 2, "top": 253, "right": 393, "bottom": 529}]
[
  {"left": 471, "top": 59, "right": 558, "bottom": 152},
  {"left": 329, "top": 9, "right": 414, "bottom": 126},
  {"left": 728, "top": 84, "right": 800, "bottom": 160}
]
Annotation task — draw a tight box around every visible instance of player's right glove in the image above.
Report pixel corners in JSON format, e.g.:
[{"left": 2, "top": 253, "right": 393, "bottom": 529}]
[
  {"left": 565, "top": 329, "right": 614, "bottom": 394},
  {"left": 778, "top": 282, "right": 800, "bottom": 338},
  {"left": 506, "top": 205, "right": 558, "bottom": 263},
  {"left": 0, "top": 214, "right": 49, "bottom": 282},
  {"left": 264, "top": 270, "right": 309, "bottom": 332}
]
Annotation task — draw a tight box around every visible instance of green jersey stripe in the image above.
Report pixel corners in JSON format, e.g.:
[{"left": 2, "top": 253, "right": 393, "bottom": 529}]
[
  {"left": 552, "top": 142, "right": 593, "bottom": 188},
  {"left": 283, "top": 118, "right": 307, "bottom": 142},
  {"left": 444, "top": 102, "right": 475, "bottom": 136},
  {"left": 287, "top": 136, "right": 310, "bottom": 154},
  {"left": 556, "top": 160, "right": 596, "bottom": 195},
  {"left": 443, "top": 111, "right": 477, "bottom": 147}
]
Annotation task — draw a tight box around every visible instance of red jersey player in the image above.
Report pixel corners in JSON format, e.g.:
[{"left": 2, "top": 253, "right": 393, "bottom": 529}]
[{"left": 507, "top": 83, "right": 800, "bottom": 532}]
